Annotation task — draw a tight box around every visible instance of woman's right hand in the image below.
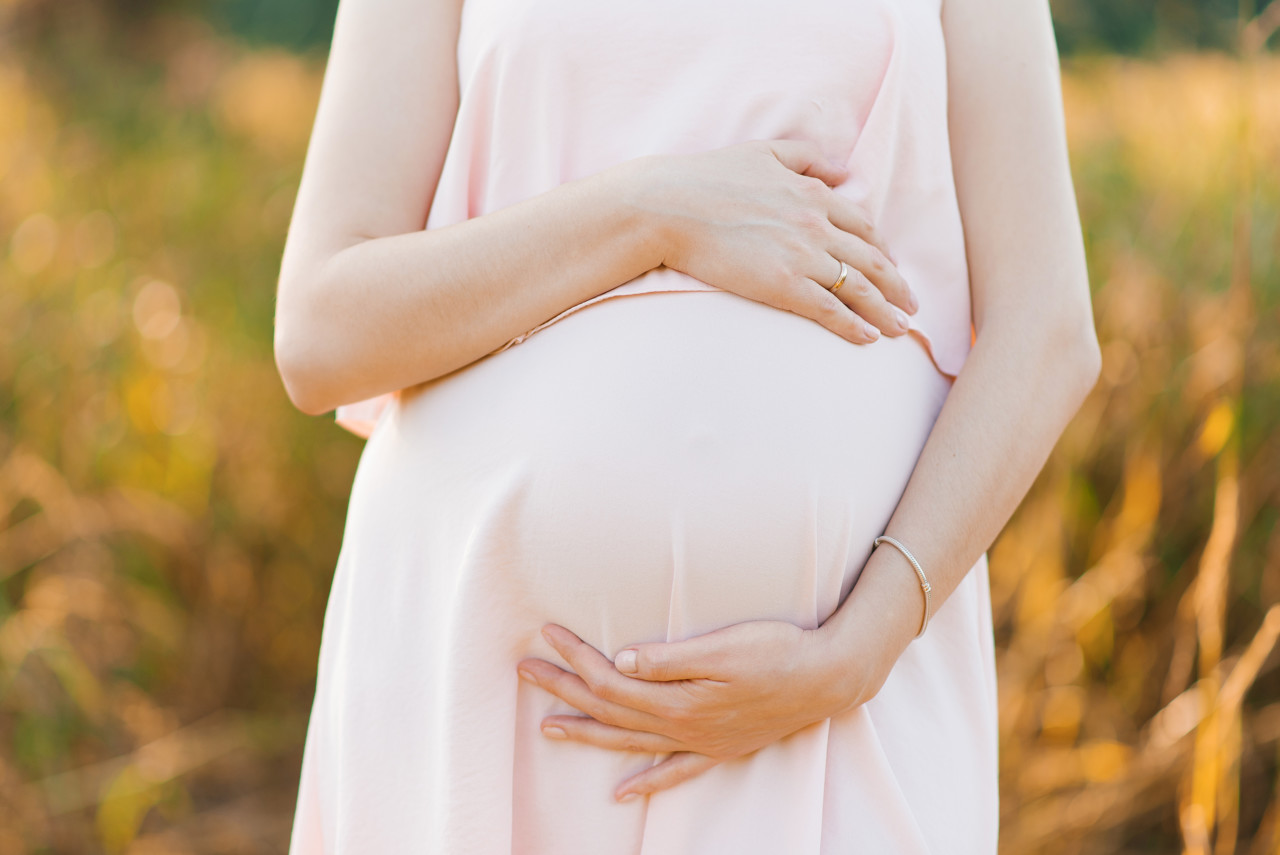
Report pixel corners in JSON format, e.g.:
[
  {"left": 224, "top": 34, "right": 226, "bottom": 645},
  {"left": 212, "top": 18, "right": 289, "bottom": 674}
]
[{"left": 630, "top": 139, "right": 918, "bottom": 344}]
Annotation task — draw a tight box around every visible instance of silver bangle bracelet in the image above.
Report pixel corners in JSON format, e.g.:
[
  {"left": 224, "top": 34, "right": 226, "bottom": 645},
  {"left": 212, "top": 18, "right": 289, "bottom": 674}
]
[{"left": 872, "top": 535, "right": 932, "bottom": 639}]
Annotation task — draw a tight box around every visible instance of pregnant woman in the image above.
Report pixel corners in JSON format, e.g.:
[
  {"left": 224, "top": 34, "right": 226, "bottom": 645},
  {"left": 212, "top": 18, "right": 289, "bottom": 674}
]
[{"left": 273, "top": 0, "right": 1101, "bottom": 850}]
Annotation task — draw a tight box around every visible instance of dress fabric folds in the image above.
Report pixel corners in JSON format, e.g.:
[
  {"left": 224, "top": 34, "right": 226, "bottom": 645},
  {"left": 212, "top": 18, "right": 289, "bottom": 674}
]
[{"left": 293, "top": 0, "right": 1000, "bottom": 852}]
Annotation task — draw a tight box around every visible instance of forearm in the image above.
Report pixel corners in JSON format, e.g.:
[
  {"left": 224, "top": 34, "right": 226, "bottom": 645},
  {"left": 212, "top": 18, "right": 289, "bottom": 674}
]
[
  {"left": 817, "top": 307, "right": 1101, "bottom": 706},
  {"left": 809, "top": 0, "right": 1112, "bottom": 690},
  {"left": 274, "top": 157, "right": 667, "bottom": 415}
]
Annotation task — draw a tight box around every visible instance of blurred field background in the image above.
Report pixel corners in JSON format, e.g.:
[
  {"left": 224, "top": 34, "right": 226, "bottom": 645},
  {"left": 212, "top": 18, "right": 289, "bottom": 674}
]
[{"left": 0, "top": 0, "right": 1277, "bottom": 852}]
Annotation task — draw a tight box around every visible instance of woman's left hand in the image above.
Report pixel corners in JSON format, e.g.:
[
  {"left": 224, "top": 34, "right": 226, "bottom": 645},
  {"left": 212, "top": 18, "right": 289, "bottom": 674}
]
[{"left": 516, "top": 620, "right": 874, "bottom": 802}]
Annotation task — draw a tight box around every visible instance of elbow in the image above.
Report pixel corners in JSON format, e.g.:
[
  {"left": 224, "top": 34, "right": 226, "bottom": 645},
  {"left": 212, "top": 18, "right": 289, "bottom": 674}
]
[
  {"left": 274, "top": 309, "right": 337, "bottom": 417},
  {"left": 984, "top": 295, "right": 1102, "bottom": 406},
  {"left": 275, "top": 339, "right": 332, "bottom": 417},
  {"left": 1053, "top": 307, "right": 1103, "bottom": 406}
]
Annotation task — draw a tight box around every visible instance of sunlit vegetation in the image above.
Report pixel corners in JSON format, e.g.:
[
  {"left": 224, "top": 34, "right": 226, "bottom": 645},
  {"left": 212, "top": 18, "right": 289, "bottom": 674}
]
[{"left": 0, "top": 12, "right": 1277, "bottom": 855}]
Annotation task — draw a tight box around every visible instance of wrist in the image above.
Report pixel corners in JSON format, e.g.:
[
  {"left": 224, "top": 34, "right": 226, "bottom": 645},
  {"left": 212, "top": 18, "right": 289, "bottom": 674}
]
[
  {"left": 800, "top": 623, "right": 882, "bottom": 716},
  {"left": 610, "top": 153, "right": 687, "bottom": 272},
  {"left": 813, "top": 550, "right": 926, "bottom": 713},
  {"left": 806, "top": 624, "right": 877, "bottom": 715}
]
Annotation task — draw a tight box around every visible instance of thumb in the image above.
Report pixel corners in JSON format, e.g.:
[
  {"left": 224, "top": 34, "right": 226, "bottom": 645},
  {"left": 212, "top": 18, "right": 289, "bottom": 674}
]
[
  {"left": 765, "top": 138, "right": 849, "bottom": 186},
  {"left": 614, "top": 635, "right": 724, "bottom": 682}
]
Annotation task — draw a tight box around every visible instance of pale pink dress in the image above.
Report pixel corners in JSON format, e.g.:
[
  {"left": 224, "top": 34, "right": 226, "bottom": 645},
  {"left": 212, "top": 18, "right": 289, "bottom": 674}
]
[{"left": 289, "top": 0, "right": 999, "bottom": 851}]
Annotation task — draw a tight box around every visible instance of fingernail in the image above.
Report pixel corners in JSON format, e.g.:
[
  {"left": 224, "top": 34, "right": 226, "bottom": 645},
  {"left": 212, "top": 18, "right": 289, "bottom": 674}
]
[
  {"left": 540, "top": 626, "right": 555, "bottom": 644},
  {"left": 542, "top": 726, "right": 566, "bottom": 739},
  {"left": 893, "top": 307, "right": 910, "bottom": 331},
  {"left": 518, "top": 668, "right": 537, "bottom": 685},
  {"left": 617, "top": 792, "right": 641, "bottom": 803},
  {"left": 862, "top": 321, "right": 880, "bottom": 341},
  {"left": 908, "top": 289, "right": 919, "bottom": 313},
  {"left": 615, "top": 650, "right": 638, "bottom": 674}
]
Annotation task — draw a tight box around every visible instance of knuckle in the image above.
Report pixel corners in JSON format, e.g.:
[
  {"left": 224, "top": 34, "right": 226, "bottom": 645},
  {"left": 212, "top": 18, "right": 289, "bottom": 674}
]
[
  {"left": 803, "top": 175, "right": 828, "bottom": 200},
  {"left": 585, "top": 699, "right": 615, "bottom": 723},
  {"left": 808, "top": 303, "right": 849, "bottom": 332},
  {"left": 794, "top": 208, "right": 827, "bottom": 236},
  {"left": 621, "top": 734, "right": 649, "bottom": 753},
  {"left": 814, "top": 292, "right": 847, "bottom": 322},
  {"left": 835, "top": 310, "right": 868, "bottom": 340},
  {"left": 791, "top": 174, "right": 825, "bottom": 202},
  {"left": 849, "top": 271, "right": 876, "bottom": 298},
  {"left": 841, "top": 207, "right": 862, "bottom": 228},
  {"left": 591, "top": 679, "right": 619, "bottom": 703},
  {"left": 867, "top": 247, "right": 889, "bottom": 275},
  {"left": 814, "top": 306, "right": 843, "bottom": 331}
]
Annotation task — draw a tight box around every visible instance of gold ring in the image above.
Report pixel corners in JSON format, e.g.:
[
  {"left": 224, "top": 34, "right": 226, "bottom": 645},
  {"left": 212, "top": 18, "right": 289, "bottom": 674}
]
[{"left": 829, "top": 260, "right": 849, "bottom": 293}]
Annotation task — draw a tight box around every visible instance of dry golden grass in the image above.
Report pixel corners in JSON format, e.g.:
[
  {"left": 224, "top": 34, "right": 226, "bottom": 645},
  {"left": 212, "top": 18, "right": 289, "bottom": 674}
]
[{"left": 0, "top": 16, "right": 1276, "bottom": 854}]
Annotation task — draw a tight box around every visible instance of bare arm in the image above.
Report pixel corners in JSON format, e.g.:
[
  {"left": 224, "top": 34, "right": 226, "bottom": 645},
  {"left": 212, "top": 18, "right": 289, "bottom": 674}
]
[
  {"left": 274, "top": 0, "right": 921, "bottom": 416},
  {"left": 504, "top": 0, "right": 1104, "bottom": 799},
  {"left": 817, "top": 0, "right": 1102, "bottom": 689},
  {"left": 273, "top": 0, "right": 668, "bottom": 415}
]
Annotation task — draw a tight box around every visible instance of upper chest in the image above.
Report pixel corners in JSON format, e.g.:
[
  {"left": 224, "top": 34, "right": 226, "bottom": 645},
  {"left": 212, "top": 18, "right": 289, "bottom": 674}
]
[{"left": 456, "top": 0, "right": 939, "bottom": 98}]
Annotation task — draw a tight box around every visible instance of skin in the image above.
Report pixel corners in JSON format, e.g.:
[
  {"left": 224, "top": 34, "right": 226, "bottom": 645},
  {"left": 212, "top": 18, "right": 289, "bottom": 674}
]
[
  {"left": 517, "top": 0, "right": 1102, "bottom": 801},
  {"left": 276, "top": 0, "right": 1101, "bottom": 809},
  {"left": 274, "top": 0, "right": 917, "bottom": 415}
]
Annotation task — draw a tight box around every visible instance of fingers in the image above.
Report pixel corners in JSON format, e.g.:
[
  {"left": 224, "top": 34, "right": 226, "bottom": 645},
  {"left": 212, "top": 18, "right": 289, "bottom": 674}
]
[
  {"left": 613, "top": 636, "right": 730, "bottom": 682},
  {"left": 615, "top": 752, "right": 722, "bottom": 801},
  {"left": 827, "top": 193, "right": 899, "bottom": 267},
  {"left": 528, "top": 625, "right": 685, "bottom": 721},
  {"left": 824, "top": 187, "right": 920, "bottom": 317},
  {"left": 814, "top": 251, "right": 913, "bottom": 339},
  {"left": 825, "top": 231, "right": 917, "bottom": 318},
  {"left": 540, "top": 715, "right": 686, "bottom": 755},
  {"left": 760, "top": 139, "right": 848, "bottom": 187},
  {"left": 773, "top": 151, "right": 903, "bottom": 282},
  {"left": 519, "top": 656, "right": 672, "bottom": 732},
  {"left": 777, "top": 278, "right": 883, "bottom": 345},
  {"left": 765, "top": 150, "right": 916, "bottom": 327}
]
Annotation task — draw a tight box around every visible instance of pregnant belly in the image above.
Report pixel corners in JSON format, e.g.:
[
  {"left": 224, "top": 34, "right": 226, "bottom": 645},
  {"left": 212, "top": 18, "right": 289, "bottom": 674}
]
[{"left": 344, "top": 290, "right": 952, "bottom": 657}]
